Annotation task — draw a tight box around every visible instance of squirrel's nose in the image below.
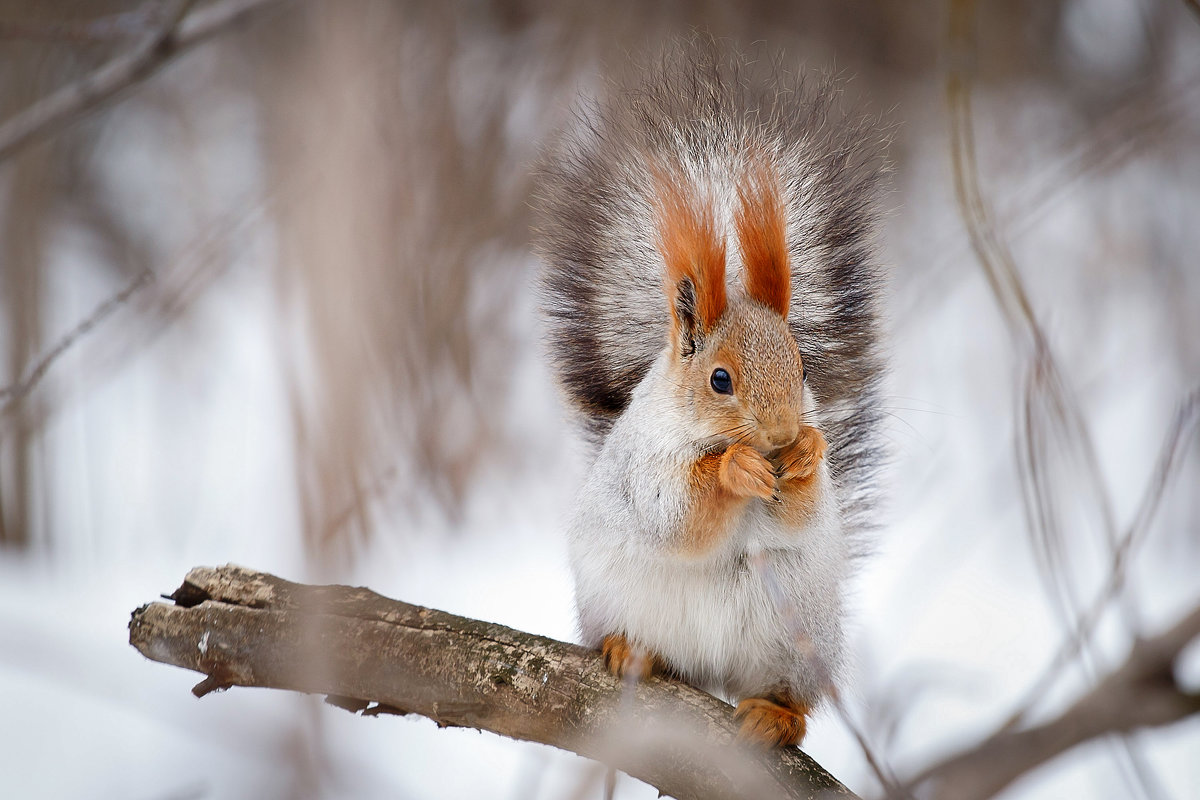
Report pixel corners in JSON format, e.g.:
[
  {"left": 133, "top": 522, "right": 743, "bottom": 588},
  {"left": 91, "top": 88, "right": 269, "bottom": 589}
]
[{"left": 766, "top": 422, "right": 800, "bottom": 449}]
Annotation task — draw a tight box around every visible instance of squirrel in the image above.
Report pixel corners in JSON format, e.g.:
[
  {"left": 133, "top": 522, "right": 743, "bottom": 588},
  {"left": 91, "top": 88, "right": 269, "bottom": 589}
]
[{"left": 533, "top": 40, "right": 886, "bottom": 748}]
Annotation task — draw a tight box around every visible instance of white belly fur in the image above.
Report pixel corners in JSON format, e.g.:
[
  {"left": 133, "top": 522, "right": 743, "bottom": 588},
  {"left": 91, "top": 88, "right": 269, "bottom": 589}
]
[{"left": 569, "top": 484, "right": 845, "bottom": 703}]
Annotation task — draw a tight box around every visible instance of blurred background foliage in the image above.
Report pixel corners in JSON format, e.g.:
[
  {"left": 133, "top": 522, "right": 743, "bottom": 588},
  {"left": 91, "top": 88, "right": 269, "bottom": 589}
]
[
  {"left": 0, "top": 1, "right": 1197, "bottom": 798},
  {"left": 1, "top": 0, "right": 1195, "bottom": 555}
]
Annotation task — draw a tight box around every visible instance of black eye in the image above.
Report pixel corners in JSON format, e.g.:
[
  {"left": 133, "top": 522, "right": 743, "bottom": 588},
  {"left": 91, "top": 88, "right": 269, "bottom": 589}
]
[
  {"left": 710, "top": 368, "right": 733, "bottom": 395},
  {"left": 802, "top": 366, "right": 808, "bottom": 383}
]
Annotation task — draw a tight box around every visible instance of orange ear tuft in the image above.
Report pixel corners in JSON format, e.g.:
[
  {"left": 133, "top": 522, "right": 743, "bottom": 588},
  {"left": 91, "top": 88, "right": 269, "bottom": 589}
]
[
  {"left": 653, "top": 171, "right": 727, "bottom": 336},
  {"left": 736, "top": 165, "right": 790, "bottom": 318}
]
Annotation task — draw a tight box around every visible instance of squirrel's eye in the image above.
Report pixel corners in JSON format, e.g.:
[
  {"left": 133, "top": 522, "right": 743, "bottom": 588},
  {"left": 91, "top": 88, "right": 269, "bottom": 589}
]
[
  {"left": 710, "top": 368, "right": 733, "bottom": 395},
  {"left": 803, "top": 366, "right": 808, "bottom": 383}
]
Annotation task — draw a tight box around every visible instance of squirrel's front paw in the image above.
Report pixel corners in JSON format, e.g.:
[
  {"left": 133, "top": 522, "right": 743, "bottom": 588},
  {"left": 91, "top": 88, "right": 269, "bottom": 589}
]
[
  {"left": 734, "top": 695, "right": 810, "bottom": 748},
  {"left": 777, "top": 425, "right": 827, "bottom": 483},
  {"left": 719, "top": 443, "right": 776, "bottom": 500},
  {"left": 601, "top": 633, "right": 661, "bottom": 681}
]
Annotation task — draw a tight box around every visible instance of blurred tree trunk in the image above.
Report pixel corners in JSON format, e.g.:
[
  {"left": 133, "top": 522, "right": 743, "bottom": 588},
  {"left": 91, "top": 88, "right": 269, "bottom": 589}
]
[
  {"left": 0, "top": 152, "right": 47, "bottom": 547},
  {"left": 0, "top": 16, "right": 56, "bottom": 545}
]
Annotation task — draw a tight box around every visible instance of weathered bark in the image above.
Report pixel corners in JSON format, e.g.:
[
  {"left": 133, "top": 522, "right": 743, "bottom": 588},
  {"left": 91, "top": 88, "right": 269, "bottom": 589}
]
[{"left": 129, "top": 565, "right": 855, "bottom": 800}]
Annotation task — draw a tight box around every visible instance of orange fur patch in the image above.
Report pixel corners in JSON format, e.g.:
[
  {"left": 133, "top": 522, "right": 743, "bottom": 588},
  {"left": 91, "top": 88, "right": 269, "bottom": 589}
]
[
  {"left": 777, "top": 425, "right": 827, "bottom": 482},
  {"left": 677, "top": 445, "right": 776, "bottom": 556},
  {"left": 734, "top": 694, "right": 810, "bottom": 747},
  {"left": 653, "top": 171, "right": 727, "bottom": 332},
  {"left": 772, "top": 425, "right": 827, "bottom": 528},
  {"left": 600, "top": 633, "right": 662, "bottom": 680},
  {"left": 735, "top": 164, "right": 790, "bottom": 318},
  {"left": 676, "top": 452, "right": 737, "bottom": 555},
  {"left": 719, "top": 443, "right": 776, "bottom": 500}
]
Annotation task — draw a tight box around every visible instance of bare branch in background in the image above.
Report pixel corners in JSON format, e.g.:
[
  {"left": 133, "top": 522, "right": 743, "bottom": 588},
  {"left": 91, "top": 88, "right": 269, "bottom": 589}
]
[
  {"left": 947, "top": 0, "right": 1113, "bottom": 665},
  {"left": 128, "top": 565, "right": 854, "bottom": 800},
  {"left": 916, "top": 68, "right": 1200, "bottom": 300},
  {"left": 0, "top": 0, "right": 286, "bottom": 163},
  {"left": 912, "top": 602, "right": 1200, "bottom": 800},
  {"left": 945, "top": 3, "right": 1179, "bottom": 795},
  {"left": 0, "top": 5, "right": 161, "bottom": 42},
  {"left": 946, "top": 3, "right": 1122, "bottom": 585},
  {"left": 945, "top": 0, "right": 1040, "bottom": 350},
  {"left": 0, "top": 175, "right": 281, "bottom": 441},
  {"left": 0, "top": 269, "right": 151, "bottom": 412},
  {"left": 1001, "top": 390, "right": 1200, "bottom": 732}
]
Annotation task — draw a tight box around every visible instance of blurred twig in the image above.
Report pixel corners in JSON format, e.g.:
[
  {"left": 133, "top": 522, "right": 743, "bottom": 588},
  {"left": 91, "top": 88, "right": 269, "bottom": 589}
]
[
  {"left": 945, "top": 0, "right": 1039, "bottom": 349},
  {"left": 947, "top": 3, "right": 1171, "bottom": 797},
  {"left": 907, "top": 66, "right": 1200, "bottom": 334},
  {"left": 1001, "top": 389, "right": 1200, "bottom": 732},
  {"left": 0, "top": 0, "right": 286, "bottom": 163},
  {"left": 0, "top": 5, "right": 160, "bottom": 42},
  {"left": 828, "top": 692, "right": 911, "bottom": 800},
  {"left": 0, "top": 268, "right": 152, "bottom": 412},
  {"left": 0, "top": 177, "right": 281, "bottom": 439},
  {"left": 130, "top": 565, "right": 857, "bottom": 800},
  {"left": 913, "top": 602, "right": 1200, "bottom": 800},
  {"left": 947, "top": 0, "right": 1118, "bottom": 682}
]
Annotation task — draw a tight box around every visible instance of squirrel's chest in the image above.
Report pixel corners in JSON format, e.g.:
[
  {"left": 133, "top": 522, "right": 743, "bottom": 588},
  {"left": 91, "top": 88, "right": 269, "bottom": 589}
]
[
  {"left": 575, "top": 537, "right": 786, "bottom": 691},
  {"left": 571, "top": 492, "right": 776, "bottom": 619}
]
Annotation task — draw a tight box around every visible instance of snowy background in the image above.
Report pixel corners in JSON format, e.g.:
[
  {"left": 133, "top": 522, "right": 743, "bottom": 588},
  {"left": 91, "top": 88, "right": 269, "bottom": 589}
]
[{"left": 1, "top": 1, "right": 1198, "bottom": 799}]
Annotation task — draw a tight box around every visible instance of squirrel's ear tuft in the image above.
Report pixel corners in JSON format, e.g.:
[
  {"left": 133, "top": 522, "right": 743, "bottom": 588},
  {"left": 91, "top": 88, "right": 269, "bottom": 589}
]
[
  {"left": 736, "top": 165, "right": 790, "bottom": 319},
  {"left": 653, "top": 171, "right": 727, "bottom": 355}
]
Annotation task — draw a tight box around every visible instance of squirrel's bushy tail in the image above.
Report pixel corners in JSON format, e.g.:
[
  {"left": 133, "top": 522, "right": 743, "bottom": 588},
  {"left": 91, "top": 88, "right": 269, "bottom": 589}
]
[{"left": 534, "top": 38, "right": 889, "bottom": 547}]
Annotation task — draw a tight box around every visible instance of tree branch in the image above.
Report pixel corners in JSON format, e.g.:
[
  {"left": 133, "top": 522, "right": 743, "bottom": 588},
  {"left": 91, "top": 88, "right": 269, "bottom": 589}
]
[
  {"left": 0, "top": 0, "right": 287, "bottom": 164},
  {"left": 0, "top": 5, "right": 163, "bottom": 43},
  {"left": 128, "top": 565, "right": 855, "bottom": 800},
  {"left": 914, "top": 602, "right": 1200, "bottom": 800},
  {"left": 0, "top": 269, "right": 152, "bottom": 410}
]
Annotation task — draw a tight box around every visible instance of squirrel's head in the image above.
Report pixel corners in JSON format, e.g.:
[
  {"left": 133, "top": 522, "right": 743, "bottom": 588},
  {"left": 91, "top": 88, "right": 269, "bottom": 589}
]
[{"left": 654, "top": 166, "right": 807, "bottom": 455}]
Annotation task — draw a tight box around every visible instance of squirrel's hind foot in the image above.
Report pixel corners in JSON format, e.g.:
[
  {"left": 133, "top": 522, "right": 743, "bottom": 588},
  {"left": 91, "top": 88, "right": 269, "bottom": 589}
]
[
  {"left": 601, "top": 633, "right": 663, "bottom": 681},
  {"left": 734, "top": 695, "right": 810, "bottom": 748}
]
